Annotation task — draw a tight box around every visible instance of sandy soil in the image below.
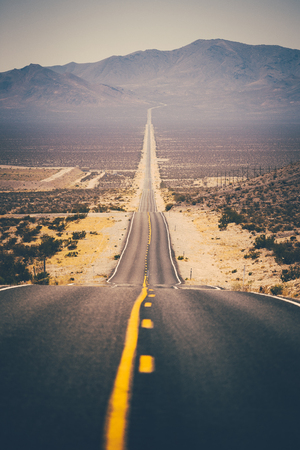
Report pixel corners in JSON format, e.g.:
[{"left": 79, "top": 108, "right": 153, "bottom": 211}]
[
  {"left": 166, "top": 206, "right": 300, "bottom": 297},
  {"left": 0, "top": 166, "right": 107, "bottom": 191},
  {"left": 43, "top": 213, "right": 131, "bottom": 285},
  {"left": 0, "top": 166, "right": 85, "bottom": 190},
  {"left": 41, "top": 167, "right": 74, "bottom": 182}
]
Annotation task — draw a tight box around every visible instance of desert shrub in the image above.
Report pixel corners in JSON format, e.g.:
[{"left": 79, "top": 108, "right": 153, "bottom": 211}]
[
  {"left": 281, "top": 265, "right": 300, "bottom": 282},
  {"left": 23, "top": 215, "right": 36, "bottom": 223},
  {"left": 254, "top": 234, "right": 275, "bottom": 250},
  {"left": 12, "top": 243, "right": 39, "bottom": 260},
  {"left": 165, "top": 203, "right": 173, "bottom": 211},
  {"left": 177, "top": 255, "right": 184, "bottom": 260},
  {"left": 272, "top": 241, "right": 300, "bottom": 265},
  {"left": 173, "top": 193, "right": 186, "bottom": 203},
  {"left": 114, "top": 254, "right": 120, "bottom": 260},
  {"left": 32, "top": 271, "right": 50, "bottom": 285},
  {"left": 269, "top": 223, "right": 283, "bottom": 233},
  {"left": 4, "top": 237, "right": 17, "bottom": 249},
  {"left": 39, "top": 235, "right": 62, "bottom": 258},
  {"left": 65, "top": 213, "right": 87, "bottom": 222},
  {"left": 71, "top": 203, "right": 90, "bottom": 213},
  {"left": 259, "top": 286, "right": 268, "bottom": 293},
  {"left": 72, "top": 231, "right": 86, "bottom": 240},
  {"left": 48, "top": 218, "right": 65, "bottom": 232},
  {"left": 22, "top": 230, "right": 35, "bottom": 243},
  {"left": 109, "top": 204, "right": 126, "bottom": 211},
  {"left": 270, "top": 284, "right": 284, "bottom": 295},
  {"left": 93, "top": 204, "right": 108, "bottom": 213},
  {"left": 67, "top": 242, "right": 78, "bottom": 250},
  {"left": 65, "top": 251, "right": 78, "bottom": 258},
  {"left": 244, "top": 250, "right": 261, "bottom": 260},
  {"left": 219, "top": 207, "right": 244, "bottom": 230},
  {"left": 0, "top": 253, "right": 31, "bottom": 284}
]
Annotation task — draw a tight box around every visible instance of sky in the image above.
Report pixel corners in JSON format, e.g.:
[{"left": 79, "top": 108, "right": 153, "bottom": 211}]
[{"left": 0, "top": 0, "right": 299, "bottom": 73}]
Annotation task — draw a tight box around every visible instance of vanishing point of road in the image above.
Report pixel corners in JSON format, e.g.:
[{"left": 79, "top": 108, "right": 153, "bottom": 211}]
[{"left": 1, "top": 109, "right": 300, "bottom": 450}]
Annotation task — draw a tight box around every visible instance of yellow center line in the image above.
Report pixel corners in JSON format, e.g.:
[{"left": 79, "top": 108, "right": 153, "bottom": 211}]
[
  {"left": 104, "top": 213, "right": 153, "bottom": 450},
  {"left": 148, "top": 212, "right": 151, "bottom": 245},
  {"left": 103, "top": 278, "right": 147, "bottom": 450}
]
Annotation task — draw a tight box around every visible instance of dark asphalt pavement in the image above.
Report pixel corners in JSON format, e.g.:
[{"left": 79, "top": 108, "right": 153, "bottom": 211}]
[
  {"left": 129, "top": 287, "right": 300, "bottom": 450},
  {"left": 0, "top": 285, "right": 139, "bottom": 449},
  {"left": 1, "top": 285, "right": 300, "bottom": 449}
]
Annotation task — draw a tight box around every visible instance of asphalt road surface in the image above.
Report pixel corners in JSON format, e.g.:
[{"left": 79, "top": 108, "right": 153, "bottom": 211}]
[{"left": 1, "top": 109, "right": 300, "bottom": 450}]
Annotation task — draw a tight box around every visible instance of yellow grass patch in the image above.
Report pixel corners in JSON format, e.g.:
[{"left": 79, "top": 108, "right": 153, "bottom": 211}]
[{"left": 40, "top": 216, "right": 115, "bottom": 285}]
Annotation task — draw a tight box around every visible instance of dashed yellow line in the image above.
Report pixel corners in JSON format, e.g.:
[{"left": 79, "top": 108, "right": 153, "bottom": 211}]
[
  {"left": 148, "top": 212, "right": 151, "bottom": 245},
  {"left": 141, "top": 318, "right": 154, "bottom": 329},
  {"left": 139, "top": 355, "right": 155, "bottom": 373},
  {"left": 144, "top": 302, "right": 152, "bottom": 307}
]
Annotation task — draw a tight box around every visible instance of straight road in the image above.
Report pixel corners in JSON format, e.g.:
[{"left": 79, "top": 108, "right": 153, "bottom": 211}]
[
  {"left": 108, "top": 109, "right": 179, "bottom": 287},
  {"left": 1, "top": 109, "right": 300, "bottom": 450}
]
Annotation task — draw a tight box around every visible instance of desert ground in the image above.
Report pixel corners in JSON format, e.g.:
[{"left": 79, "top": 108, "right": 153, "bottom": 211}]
[
  {"left": 47, "top": 122, "right": 300, "bottom": 297},
  {"left": 42, "top": 212, "right": 131, "bottom": 286},
  {"left": 35, "top": 204, "right": 299, "bottom": 298},
  {"left": 1, "top": 122, "right": 299, "bottom": 298}
]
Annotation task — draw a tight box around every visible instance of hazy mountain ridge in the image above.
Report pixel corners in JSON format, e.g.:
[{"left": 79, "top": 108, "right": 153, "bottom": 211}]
[
  {"left": 0, "top": 63, "right": 135, "bottom": 108},
  {"left": 50, "top": 39, "right": 300, "bottom": 87},
  {"left": 1, "top": 39, "right": 300, "bottom": 122}
]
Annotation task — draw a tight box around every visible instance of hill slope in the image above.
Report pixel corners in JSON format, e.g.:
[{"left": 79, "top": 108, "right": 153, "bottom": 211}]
[{"left": 0, "top": 64, "right": 134, "bottom": 109}]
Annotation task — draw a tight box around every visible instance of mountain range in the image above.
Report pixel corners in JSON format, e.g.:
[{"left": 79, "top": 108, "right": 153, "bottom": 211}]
[{"left": 1, "top": 39, "right": 300, "bottom": 122}]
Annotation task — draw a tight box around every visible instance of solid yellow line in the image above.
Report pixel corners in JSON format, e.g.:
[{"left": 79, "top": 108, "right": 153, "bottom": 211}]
[
  {"left": 103, "top": 279, "right": 148, "bottom": 450},
  {"left": 139, "top": 355, "right": 155, "bottom": 373}
]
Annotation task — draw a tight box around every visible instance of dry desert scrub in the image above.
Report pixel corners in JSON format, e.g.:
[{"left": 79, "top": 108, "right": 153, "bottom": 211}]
[
  {"left": 40, "top": 213, "right": 131, "bottom": 285},
  {"left": 166, "top": 207, "right": 300, "bottom": 296}
]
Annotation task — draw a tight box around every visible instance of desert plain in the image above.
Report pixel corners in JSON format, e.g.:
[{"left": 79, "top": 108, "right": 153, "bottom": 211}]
[{"left": 1, "top": 118, "right": 300, "bottom": 299}]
